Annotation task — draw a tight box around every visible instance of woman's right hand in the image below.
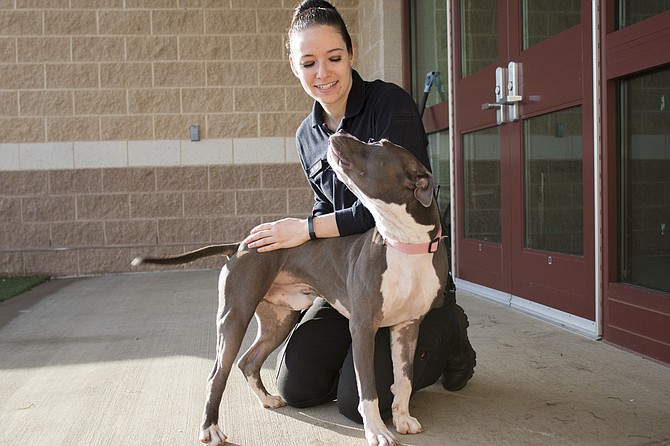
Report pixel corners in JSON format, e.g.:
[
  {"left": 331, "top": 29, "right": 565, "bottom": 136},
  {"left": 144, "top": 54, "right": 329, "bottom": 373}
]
[{"left": 244, "top": 218, "right": 311, "bottom": 253}]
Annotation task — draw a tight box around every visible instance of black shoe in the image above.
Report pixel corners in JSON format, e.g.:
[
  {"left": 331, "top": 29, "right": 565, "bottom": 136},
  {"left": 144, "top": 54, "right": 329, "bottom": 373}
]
[{"left": 440, "top": 304, "right": 476, "bottom": 391}]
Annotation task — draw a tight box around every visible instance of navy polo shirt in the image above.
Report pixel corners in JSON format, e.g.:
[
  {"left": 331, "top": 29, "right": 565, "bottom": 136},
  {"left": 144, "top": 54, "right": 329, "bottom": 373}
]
[{"left": 295, "top": 69, "right": 430, "bottom": 236}]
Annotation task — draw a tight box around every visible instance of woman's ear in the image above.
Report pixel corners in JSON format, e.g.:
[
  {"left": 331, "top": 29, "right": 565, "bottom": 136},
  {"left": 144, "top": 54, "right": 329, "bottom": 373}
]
[{"left": 289, "top": 55, "right": 299, "bottom": 77}]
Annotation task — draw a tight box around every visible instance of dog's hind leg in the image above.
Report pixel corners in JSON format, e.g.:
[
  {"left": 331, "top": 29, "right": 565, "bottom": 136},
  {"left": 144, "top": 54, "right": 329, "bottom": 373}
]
[
  {"left": 389, "top": 321, "right": 423, "bottom": 435},
  {"left": 237, "top": 300, "right": 299, "bottom": 408},
  {"left": 200, "top": 270, "right": 262, "bottom": 445}
]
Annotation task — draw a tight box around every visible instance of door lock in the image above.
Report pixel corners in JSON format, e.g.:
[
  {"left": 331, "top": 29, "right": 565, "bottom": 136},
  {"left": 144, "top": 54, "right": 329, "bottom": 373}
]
[{"left": 482, "top": 62, "right": 522, "bottom": 124}]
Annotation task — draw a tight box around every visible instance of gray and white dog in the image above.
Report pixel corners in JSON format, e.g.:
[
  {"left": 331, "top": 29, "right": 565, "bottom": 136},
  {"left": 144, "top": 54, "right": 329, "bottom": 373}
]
[{"left": 132, "top": 131, "right": 448, "bottom": 446}]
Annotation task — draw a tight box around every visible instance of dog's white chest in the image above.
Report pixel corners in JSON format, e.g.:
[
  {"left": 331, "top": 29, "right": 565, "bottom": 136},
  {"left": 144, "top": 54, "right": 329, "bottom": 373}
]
[{"left": 378, "top": 251, "right": 441, "bottom": 326}]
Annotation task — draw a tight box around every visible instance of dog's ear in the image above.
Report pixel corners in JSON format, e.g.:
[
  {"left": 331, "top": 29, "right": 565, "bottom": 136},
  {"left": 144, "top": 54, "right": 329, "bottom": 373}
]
[{"left": 413, "top": 174, "right": 434, "bottom": 207}]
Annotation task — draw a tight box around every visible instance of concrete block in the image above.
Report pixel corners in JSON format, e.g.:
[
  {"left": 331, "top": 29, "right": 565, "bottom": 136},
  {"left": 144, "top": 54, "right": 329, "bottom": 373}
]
[
  {"left": 100, "top": 63, "right": 152, "bottom": 88},
  {"left": 128, "top": 140, "right": 181, "bottom": 166},
  {"left": 154, "top": 62, "right": 206, "bottom": 87},
  {"left": 0, "top": 144, "right": 20, "bottom": 170},
  {"left": 157, "top": 217, "right": 211, "bottom": 244},
  {"left": 181, "top": 138, "right": 233, "bottom": 166},
  {"left": 126, "top": 36, "right": 178, "bottom": 61},
  {"left": 73, "top": 36, "right": 125, "bottom": 62},
  {"left": 46, "top": 64, "right": 99, "bottom": 89},
  {"left": 20, "top": 91, "right": 73, "bottom": 117},
  {"left": 100, "top": 115, "right": 153, "bottom": 141},
  {"left": 46, "top": 117, "right": 100, "bottom": 142},
  {"left": 233, "top": 137, "right": 284, "bottom": 164},
  {"left": 152, "top": 9, "right": 204, "bottom": 35},
  {"left": 103, "top": 167, "right": 156, "bottom": 193},
  {"left": 74, "top": 90, "right": 127, "bottom": 115},
  {"left": 0, "top": 64, "right": 44, "bottom": 90},
  {"left": 155, "top": 166, "right": 209, "bottom": 191},
  {"left": 130, "top": 192, "right": 182, "bottom": 218},
  {"left": 75, "top": 141, "right": 128, "bottom": 169},
  {"left": 179, "top": 35, "right": 230, "bottom": 61},
  {"left": 208, "top": 164, "right": 260, "bottom": 190},
  {"left": 98, "top": 10, "right": 151, "bottom": 35},
  {"left": 44, "top": 10, "right": 97, "bottom": 35},
  {"left": 183, "top": 190, "right": 235, "bottom": 217},
  {"left": 49, "top": 168, "right": 103, "bottom": 194},
  {"left": 20, "top": 142, "right": 74, "bottom": 169},
  {"left": 207, "top": 113, "right": 258, "bottom": 139},
  {"left": 76, "top": 193, "right": 130, "bottom": 220},
  {"left": 206, "top": 61, "right": 256, "bottom": 87}
]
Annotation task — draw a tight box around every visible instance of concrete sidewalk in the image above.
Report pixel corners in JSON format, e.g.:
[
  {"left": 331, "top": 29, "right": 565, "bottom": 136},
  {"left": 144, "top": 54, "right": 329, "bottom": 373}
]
[{"left": 0, "top": 270, "right": 668, "bottom": 446}]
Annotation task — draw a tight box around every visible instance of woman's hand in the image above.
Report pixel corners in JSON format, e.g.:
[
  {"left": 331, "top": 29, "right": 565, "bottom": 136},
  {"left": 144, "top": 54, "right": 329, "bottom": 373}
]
[{"left": 244, "top": 218, "right": 310, "bottom": 252}]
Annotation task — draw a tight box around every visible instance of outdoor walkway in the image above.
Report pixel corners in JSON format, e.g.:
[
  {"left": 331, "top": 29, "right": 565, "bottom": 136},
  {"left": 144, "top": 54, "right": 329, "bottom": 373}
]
[{"left": 1, "top": 270, "right": 668, "bottom": 445}]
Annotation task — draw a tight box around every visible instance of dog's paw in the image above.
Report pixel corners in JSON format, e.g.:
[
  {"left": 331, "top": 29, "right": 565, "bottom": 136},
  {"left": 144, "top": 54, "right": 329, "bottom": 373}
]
[
  {"left": 199, "top": 424, "right": 227, "bottom": 445},
  {"left": 393, "top": 414, "right": 423, "bottom": 435},
  {"left": 260, "top": 394, "right": 286, "bottom": 409},
  {"left": 364, "top": 425, "right": 398, "bottom": 446}
]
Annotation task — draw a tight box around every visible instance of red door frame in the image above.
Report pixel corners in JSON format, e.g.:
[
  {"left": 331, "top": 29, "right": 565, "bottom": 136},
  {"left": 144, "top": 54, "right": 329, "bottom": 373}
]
[
  {"left": 450, "top": 0, "right": 595, "bottom": 320},
  {"left": 507, "top": 1, "right": 595, "bottom": 320},
  {"left": 601, "top": 4, "right": 670, "bottom": 363},
  {"left": 401, "top": 0, "right": 670, "bottom": 363}
]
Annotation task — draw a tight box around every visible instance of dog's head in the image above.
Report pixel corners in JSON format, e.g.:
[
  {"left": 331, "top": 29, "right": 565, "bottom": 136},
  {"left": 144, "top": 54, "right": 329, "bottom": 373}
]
[{"left": 328, "top": 131, "right": 436, "bottom": 233}]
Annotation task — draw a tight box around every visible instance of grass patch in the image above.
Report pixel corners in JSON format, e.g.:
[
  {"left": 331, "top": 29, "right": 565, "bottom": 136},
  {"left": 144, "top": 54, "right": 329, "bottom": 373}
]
[{"left": 0, "top": 276, "right": 49, "bottom": 303}]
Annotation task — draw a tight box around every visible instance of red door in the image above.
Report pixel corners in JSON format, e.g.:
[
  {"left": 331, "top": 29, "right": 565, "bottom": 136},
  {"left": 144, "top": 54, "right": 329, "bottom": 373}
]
[
  {"left": 447, "top": 0, "right": 596, "bottom": 322},
  {"left": 601, "top": 4, "right": 670, "bottom": 363}
]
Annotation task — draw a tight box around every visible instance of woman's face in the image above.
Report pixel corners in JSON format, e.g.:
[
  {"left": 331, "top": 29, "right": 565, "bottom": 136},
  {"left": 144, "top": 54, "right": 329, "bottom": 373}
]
[{"left": 289, "top": 25, "right": 354, "bottom": 114}]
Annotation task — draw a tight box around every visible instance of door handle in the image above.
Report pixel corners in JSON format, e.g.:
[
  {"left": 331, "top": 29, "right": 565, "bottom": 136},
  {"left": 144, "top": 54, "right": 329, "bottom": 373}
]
[
  {"left": 481, "top": 62, "right": 522, "bottom": 124},
  {"left": 481, "top": 67, "right": 507, "bottom": 124},
  {"left": 506, "top": 61, "right": 522, "bottom": 121},
  {"left": 481, "top": 95, "right": 522, "bottom": 108}
]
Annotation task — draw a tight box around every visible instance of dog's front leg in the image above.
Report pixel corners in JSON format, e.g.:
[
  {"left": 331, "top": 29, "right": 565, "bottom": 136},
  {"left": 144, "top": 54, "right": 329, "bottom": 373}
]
[
  {"left": 389, "top": 321, "right": 423, "bottom": 435},
  {"left": 350, "top": 321, "right": 398, "bottom": 446}
]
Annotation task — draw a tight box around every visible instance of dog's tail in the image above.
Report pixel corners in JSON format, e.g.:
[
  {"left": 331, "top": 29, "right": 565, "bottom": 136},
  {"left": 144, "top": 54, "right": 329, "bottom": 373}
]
[{"left": 132, "top": 243, "right": 241, "bottom": 266}]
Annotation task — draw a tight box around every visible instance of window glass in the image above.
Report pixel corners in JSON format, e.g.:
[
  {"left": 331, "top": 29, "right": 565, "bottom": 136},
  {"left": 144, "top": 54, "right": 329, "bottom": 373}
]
[
  {"left": 523, "top": 106, "right": 584, "bottom": 255},
  {"left": 460, "top": 0, "right": 498, "bottom": 77},
  {"left": 428, "top": 130, "right": 451, "bottom": 227},
  {"left": 463, "top": 127, "right": 501, "bottom": 242},
  {"left": 618, "top": 66, "right": 670, "bottom": 294},
  {"left": 522, "top": 0, "right": 581, "bottom": 49},
  {"left": 617, "top": 1, "right": 670, "bottom": 29},
  {"left": 411, "top": 0, "right": 449, "bottom": 109}
]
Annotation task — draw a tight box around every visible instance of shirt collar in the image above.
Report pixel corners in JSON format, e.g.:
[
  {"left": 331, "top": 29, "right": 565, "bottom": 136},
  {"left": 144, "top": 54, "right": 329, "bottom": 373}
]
[{"left": 310, "top": 69, "right": 365, "bottom": 129}]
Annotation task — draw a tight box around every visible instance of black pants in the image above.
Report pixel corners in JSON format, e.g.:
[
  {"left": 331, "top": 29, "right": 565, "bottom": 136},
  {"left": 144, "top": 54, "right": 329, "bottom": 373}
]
[{"left": 275, "top": 289, "right": 456, "bottom": 423}]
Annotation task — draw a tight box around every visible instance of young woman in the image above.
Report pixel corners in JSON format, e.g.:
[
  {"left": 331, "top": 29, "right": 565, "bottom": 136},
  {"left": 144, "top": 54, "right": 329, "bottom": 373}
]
[{"left": 244, "top": 0, "right": 476, "bottom": 423}]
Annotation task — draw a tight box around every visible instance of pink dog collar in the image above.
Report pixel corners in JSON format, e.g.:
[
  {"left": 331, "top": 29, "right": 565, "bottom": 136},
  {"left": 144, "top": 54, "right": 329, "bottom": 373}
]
[{"left": 384, "top": 226, "right": 442, "bottom": 254}]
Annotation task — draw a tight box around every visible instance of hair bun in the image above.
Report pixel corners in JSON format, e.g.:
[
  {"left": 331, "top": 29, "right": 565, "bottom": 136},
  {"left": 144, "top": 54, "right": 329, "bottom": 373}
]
[{"left": 296, "top": 0, "right": 336, "bottom": 16}]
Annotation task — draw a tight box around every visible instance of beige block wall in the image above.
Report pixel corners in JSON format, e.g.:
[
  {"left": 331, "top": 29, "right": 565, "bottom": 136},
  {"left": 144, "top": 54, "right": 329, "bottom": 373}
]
[
  {"left": 0, "top": 1, "right": 361, "bottom": 144},
  {"left": 357, "top": 0, "right": 403, "bottom": 86},
  {"left": 0, "top": 0, "right": 407, "bottom": 277}
]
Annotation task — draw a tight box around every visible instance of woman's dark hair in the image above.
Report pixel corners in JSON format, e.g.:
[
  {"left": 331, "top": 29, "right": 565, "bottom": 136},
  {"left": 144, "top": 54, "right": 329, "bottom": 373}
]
[{"left": 287, "top": 0, "right": 353, "bottom": 55}]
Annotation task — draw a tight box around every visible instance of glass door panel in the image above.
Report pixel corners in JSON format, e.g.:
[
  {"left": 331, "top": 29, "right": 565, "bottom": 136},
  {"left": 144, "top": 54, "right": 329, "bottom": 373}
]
[
  {"left": 617, "top": 0, "right": 670, "bottom": 29},
  {"left": 522, "top": 0, "right": 581, "bottom": 49},
  {"left": 463, "top": 127, "right": 501, "bottom": 242},
  {"left": 453, "top": 0, "right": 594, "bottom": 320},
  {"left": 524, "top": 106, "right": 583, "bottom": 255},
  {"left": 428, "top": 130, "right": 452, "bottom": 223},
  {"left": 460, "top": 0, "right": 498, "bottom": 77},
  {"left": 618, "top": 66, "right": 670, "bottom": 294},
  {"left": 411, "top": 0, "right": 449, "bottom": 108}
]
